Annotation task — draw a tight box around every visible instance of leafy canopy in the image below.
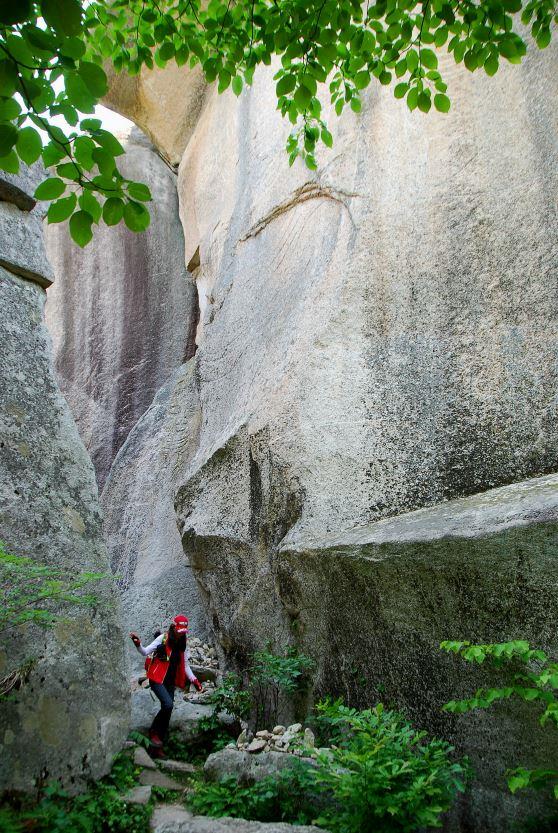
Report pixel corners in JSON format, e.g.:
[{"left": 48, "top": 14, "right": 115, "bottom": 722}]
[{"left": 0, "top": 0, "right": 555, "bottom": 245}]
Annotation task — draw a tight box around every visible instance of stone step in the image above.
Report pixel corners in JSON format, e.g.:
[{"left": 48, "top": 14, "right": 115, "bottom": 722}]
[
  {"left": 139, "top": 769, "right": 184, "bottom": 790},
  {"left": 150, "top": 805, "right": 327, "bottom": 832},
  {"left": 158, "top": 758, "right": 197, "bottom": 774},
  {"left": 123, "top": 785, "right": 152, "bottom": 805},
  {"left": 134, "top": 746, "right": 157, "bottom": 769}
]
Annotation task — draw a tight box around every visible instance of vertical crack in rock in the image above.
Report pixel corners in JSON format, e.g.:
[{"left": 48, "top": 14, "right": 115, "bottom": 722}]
[{"left": 184, "top": 246, "right": 201, "bottom": 360}]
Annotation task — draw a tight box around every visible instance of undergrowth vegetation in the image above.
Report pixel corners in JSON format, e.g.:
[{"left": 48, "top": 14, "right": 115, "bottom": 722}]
[
  {"left": 189, "top": 698, "right": 469, "bottom": 833},
  {"left": 0, "top": 753, "right": 151, "bottom": 833}
]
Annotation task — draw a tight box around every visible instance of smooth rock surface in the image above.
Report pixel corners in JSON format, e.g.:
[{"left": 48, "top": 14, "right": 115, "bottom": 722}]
[
  {"left": 134, "top": 746, "right": 157, "bottom": 769},
  {"left": 150, "top": 805, "right": 325, "bottom": 833},
  {"left": 103, "top": 363, "right": 208, "bottom": 651},
  {"left": 103, "top": 63, "right": 208, "bottom": 166},
  {"left": 45, "top": 127, "right": 198, "bottom": 490},
  {"left": 0, "top": 266, "right": 129, "bottom": 792}
]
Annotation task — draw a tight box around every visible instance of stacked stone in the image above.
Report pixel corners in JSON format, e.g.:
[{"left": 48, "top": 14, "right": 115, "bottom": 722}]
[{"left": 236, "top": 724, "right": 316, "bottom": 756}]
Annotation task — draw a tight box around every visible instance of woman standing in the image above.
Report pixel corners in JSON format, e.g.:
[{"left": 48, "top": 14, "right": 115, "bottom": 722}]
[{"left": 130, "top": 614, "right": 202, "bottom": 755}]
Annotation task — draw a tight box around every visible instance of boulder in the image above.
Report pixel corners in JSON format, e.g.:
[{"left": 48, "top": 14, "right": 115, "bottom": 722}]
[
  {"left": 0, "top": 198, "right": 53, "bottom": 288},
  {"left": 0, "top": 165, "right": 129, "bottom": 792},
  {"left": 0, "top": 161, "right": 44, "bottom": 210},
  {"left": 139, "top": 769, "right": 183, "bottom": 790},
  {"left": 150, "top": 805, "right": 325, "bottom": 833},
  {"left": 204, "top": 748, "right": 314, "bottom": 786},
  {"left": 45, "top": 127, "right": 198, "bottom": 490},
  {"left": 123, "top": 785, "right": 152, "bottom": 805}
]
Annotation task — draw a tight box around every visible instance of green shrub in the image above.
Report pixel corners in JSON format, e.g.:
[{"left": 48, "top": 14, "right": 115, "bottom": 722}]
[
  {"left": 188, "top": 764, "right": 318, "bottom": 825},
  {"left": 441, "top": 639, "right": 558, "bottom": 798},
  {"left": 250, "top": 644, "right": 315, "bottom": 729},
  {"left": 311, "top": 700, "right": 469, "bottom": 833},
  {"left": 188, "top": 700, "right": 467, "bottom": 832},
  {"left": 0, "top": 753, "right": 151, "bottom": 833}
]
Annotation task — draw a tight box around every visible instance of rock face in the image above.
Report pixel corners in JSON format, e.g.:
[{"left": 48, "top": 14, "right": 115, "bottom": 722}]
[
  {"left": 51, "top": 36, "right": 558, "bottom": 831},
  {"left": 102, "top": 362, "right": 209, "bottom": 648},
  {"left": 0, "top": 167, "right": 129, "bottom": 793},
  {"left": 45, "top": 127, "right": 198, "bottom": 490},
  {"left": 170, "top": 43, "right": 557, "bottom": 832},
  {"left": 103, "top": 63, "right": 208, "bottom": 166}
]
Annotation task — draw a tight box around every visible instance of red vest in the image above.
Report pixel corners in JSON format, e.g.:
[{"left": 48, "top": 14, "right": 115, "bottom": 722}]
[{"left": 144, "top": 634, "right": 187, "bottom": 689}]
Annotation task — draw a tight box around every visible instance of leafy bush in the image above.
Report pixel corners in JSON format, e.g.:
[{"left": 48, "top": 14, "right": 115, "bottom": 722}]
[
  {"left": 311, "top": 700, "right": 469, "bottom": 833},
  {"left": 209, "top": 672, "right": 252, "bottom": 723},
  {"left": 250, "top": 644, "right": 315, "bottom": 729},
  {"left": 441, "top": 639, "right": 558, "bottom": 798},
  {"left": 188, "top": 764, "right": 318, "bottom": 825},
  {"left": 189, "top": 700, "right": 467, "bottom": 832},
  {"left": 0, "top": 753, "right": 151, "bottom": 833}
]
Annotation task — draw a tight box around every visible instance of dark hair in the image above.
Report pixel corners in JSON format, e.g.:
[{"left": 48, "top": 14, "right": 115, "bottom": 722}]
[{"left": 167, "top": 624, "right": 186, "bottom": 651}]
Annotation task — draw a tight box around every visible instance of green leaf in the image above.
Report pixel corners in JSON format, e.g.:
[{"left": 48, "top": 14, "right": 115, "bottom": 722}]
[
  {"left": 232, "top": 75, "right": 243, "bottom": 97},
  {"left": 0, "top": 61, "right": 18, "bottom": 97},
  {"left": 0, "top": 150, "right": 19, "bottom": 174},
  {"left": 69, "top": 210, "right": 93, "bottom": 247},
  {"left": 276, "top": 74, "right": 297, "bottom": 96},
  {"left": 0, "top": 0, "right": 31, "bottom": 25},
  {"left": 407, "top": 86, "right": 418, "bottom": 111},
  {"left": 65, "top": 71, "right": 96, "bottom": 113},
  {"left": 406, "top": 49, "right": 419, "bottom": 72},
  {"left": 16, "top": 127, "right": 43, "bottom": 165},
  {"left": 434, "top": 93, "right": 451, "bottom": 113},
  {"left": 350, "top": 97, "right": 362, "bottom": 113},
  {"left": 484, "top": 53, "right": 499, "bottom": 76},
  {"left": 124, "top": 200, "right": 150, "bottom": 232},
  {"left": 394, "top": 83, "right": 409, "bottom": 99},
  {"left": 35, "top": 177, "right": 66, "bottom": 200},
  {"left": 0, "top": 124, "right": 18, "bottom": 157},
  {"left": 354, "top": 70, "right": 371, "bottom": 90},
  {"left": 420, "top": 49, "right": 438, "bottom": 69},
  {"left": 418, "top": 91, "right": 431, "bottom": 113},
  {"left": 47, "top": 193, "right": 77, "bottom": 223},
  {"left": 79, "top": 190, "right": 102, "bottom": 223},
  {"left": 42, "top": 142, "right": 66, "bottom": 167},
  {"left": 92, "top": 147, "right": 116, "bottom": 176},
  {"left": 103, "top": 197, "right": 124, "bottom": 226},
  {"left": 78, "top": 62, "right": 108, "bottom": 98},
  {"left": 127, "top": 182, "right": 152, "bottom": 202},
  {"left": 294, "top": 85, "right": 312, "bottom": 109},
  {"left": 41, "top": 0, "right": 83, "bottom": 36},
  {"left": 502, "top": 0, "right": 522, "bottom": 11},
  {"left": 536, "top": 28, "right": 551, "bottom": 49},
  {"left": 321, "top": 127, "right": 333, "bottom": 148},
  {"left": 95, "top": 130, "right": 125, "bottom": 157},
  {"left": 0, "top": 97, "right": 21, "bottom": 121}
]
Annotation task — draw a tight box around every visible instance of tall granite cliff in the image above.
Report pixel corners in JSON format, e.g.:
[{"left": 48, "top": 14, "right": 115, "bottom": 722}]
[
  {"left": 45, "top": 127, "right": 199, "bottom": 491},
  {"left": 47, "top": 41, "right": 558, "bottom": 831},
  {"left": 0, "top": 165, "right": 129, "bottom": 793},
  {"left": 45, "top": 126, "right": 209, "bottom": 647}
]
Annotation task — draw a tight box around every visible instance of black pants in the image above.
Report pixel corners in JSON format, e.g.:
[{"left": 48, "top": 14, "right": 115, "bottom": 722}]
[{"left": 149, "top": 681, "right": 175, "bottom": 741}]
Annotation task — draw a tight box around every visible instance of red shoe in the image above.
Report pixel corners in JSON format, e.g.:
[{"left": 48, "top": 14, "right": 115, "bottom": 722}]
[
  {"left": 150, "top": 746, "right": 166, "bottom": 759},
  {"left": 148, "top": 731, "right": 163, "bottom": 748}
]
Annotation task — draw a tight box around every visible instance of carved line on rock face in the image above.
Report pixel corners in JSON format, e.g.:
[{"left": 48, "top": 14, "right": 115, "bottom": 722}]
[{"left": 238, "top": 181, "right": 360, "bottom": 242}]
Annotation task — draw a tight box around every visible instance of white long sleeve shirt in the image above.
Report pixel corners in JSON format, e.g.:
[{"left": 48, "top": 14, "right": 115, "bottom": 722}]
[{"left": 135, "top": 633, "right": 197, "bottom": 683}]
